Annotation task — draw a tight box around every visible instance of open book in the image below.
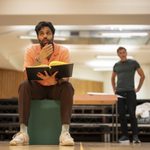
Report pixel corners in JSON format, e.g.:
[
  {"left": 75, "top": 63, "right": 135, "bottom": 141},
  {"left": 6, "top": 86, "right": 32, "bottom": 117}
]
[{"left": 26, "top": 61, "right": 74, "bottom": 80}]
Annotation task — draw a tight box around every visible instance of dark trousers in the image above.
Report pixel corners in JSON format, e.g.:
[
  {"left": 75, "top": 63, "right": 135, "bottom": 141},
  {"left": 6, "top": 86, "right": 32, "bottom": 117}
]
[
  {"left": 18, "top": 80, "right": 74, "bottom": 126},
  {"left": 116, "top": 91, "right": 138, "bottom": 136}
]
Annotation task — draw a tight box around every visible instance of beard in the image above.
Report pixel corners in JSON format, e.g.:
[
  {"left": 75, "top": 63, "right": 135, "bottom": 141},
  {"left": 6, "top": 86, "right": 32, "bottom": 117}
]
[{"left": 39, "top": 38, "right": 53, "bottom": 48}]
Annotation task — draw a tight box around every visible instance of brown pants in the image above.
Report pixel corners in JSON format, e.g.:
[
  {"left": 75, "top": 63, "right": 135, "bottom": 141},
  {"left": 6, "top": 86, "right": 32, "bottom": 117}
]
[{"left": 18, "top": 80, "right": 74, "bottom": 125}]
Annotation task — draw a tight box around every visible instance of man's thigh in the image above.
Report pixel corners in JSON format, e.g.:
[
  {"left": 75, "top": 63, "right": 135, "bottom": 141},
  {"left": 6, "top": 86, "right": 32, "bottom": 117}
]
[{"left": 30, "top": 81, "right": 48, "bottom": 99}]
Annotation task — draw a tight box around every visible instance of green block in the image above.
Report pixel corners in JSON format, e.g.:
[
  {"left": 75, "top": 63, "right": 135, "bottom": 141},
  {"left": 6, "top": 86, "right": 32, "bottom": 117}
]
[{"left": 28, "top": 100, "right": 61, "bottom": 145}]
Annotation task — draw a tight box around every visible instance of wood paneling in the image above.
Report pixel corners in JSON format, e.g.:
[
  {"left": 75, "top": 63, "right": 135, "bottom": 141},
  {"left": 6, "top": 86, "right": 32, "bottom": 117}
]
[
  {"left": 0, "top": 69, "right": 24, "bottom": 99},
  {"left": 70, "top": 78, "right": 103, "bottom": 95},
  {"left": 0, "top": 69, "right": 103, "bottom": 99}
]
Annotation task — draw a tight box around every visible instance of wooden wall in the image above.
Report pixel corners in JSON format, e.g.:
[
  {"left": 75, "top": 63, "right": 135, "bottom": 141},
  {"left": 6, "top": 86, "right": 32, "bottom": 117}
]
[
  {"left": 0, "top": 69, "right": 24, "bottom": 99},
  {"left": 0, "top": 69, "right": 103, "bottom": 99},
  {"left": 70, "top": 78, "right": 103, "bottom": 95}
]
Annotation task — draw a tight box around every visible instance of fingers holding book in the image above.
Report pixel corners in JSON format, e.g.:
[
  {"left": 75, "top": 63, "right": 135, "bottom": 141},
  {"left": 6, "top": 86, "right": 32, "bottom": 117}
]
[{"left": 37, "top": 70, "right": 58, "bottom": 85}]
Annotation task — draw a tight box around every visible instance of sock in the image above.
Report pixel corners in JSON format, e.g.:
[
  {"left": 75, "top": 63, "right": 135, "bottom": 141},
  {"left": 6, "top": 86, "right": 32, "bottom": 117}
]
[
  {"left": 61, "top": 124, "right": 69, "bottom": 134},
  {"left": 20, "top": 123, "right": 28, "bottom": 134}
]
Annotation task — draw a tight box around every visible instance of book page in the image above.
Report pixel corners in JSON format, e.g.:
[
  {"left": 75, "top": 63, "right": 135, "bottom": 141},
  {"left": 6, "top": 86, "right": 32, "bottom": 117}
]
[
  {"left": 27, "top": 64, "right": 49, "bottom": 68},
  {"left": 49, "top": 61, "right": 67, "bottom": 66}
]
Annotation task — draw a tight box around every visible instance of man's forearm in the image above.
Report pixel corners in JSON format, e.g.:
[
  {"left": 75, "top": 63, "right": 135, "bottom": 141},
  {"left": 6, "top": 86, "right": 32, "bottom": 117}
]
[
  {"left": 111, "top": 78, "right": 116, "bottom": 93},
  {"left": 136, "top": 77, "right": 145, "bottom": 92}
]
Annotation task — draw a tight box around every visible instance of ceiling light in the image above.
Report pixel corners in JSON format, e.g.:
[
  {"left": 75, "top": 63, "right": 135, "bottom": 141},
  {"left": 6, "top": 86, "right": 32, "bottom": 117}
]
[
  {"left": 19, "top": 35, "right": 37, "bottom": 40},
  {"left": 93, "top": 67, "right": 113, "bottom": 71},
  {"left": 96, "top": 55, "right": 133, "bottom": 59},
  {"left": 96, "top": 56, "right": 119, "bottom": 59},
  {"left": 100, "top": 32, "right": 148, "bottom": 38},
  {"left": 86, "top": 60, "right": 116, "bottom": 68},
  {"left": 11, "top": 26, "right": 34, "bottom": 31}
]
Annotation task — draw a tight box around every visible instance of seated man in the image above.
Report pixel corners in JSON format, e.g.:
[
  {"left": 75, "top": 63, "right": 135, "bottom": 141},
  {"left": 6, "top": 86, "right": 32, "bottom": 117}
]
[{"left": 10, "top": 21, "right": 74, "bottom": 146}]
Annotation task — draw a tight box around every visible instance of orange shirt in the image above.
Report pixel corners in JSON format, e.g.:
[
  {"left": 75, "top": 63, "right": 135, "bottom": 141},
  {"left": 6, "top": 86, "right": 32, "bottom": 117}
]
[
  {"left": 24, "top": 43, "right": 70, "bottom": 86},
  {"left": 24, "top": 43, "right": 70, "bottom": 68}
]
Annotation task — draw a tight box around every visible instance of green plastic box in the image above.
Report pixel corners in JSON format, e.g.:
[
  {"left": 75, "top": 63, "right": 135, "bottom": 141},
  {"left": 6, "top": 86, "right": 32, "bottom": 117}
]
[{"left": 28, "top": 100, "right": 61, "bottom": 145}]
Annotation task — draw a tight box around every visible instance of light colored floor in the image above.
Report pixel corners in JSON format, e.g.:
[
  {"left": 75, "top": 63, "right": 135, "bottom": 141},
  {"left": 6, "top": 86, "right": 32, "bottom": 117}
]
[{"left": 0, "top": 142, "right": 150, "bottom": 150}]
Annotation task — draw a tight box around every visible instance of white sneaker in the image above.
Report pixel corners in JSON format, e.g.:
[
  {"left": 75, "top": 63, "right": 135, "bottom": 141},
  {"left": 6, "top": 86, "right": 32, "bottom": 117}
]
[
  {"left": 9, "top": 132, "right": 29, "bottom": 146},
  {"left": 59, "top": 132, "right": 74, "bottom": 146}
]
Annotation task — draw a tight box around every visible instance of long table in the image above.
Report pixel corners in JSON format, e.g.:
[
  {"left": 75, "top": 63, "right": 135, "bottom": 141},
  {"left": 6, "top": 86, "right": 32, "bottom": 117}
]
[{"left": 73, "top": 93, "right": 118, "bottom": 142}]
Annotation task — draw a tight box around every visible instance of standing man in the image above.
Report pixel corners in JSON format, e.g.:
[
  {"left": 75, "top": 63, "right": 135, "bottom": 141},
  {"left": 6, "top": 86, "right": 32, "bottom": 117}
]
[
  {"left": 111, "top": 46, "right": 145, "bottom": 143},
  {"left": 10, "top": 21, "right": 74, "bottom": 146}
]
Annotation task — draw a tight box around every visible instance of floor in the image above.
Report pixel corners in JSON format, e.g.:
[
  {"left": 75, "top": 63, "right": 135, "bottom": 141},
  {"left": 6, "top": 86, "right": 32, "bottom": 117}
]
[{"left": 0, "top": 142, "right": 149, "bottom": 150}]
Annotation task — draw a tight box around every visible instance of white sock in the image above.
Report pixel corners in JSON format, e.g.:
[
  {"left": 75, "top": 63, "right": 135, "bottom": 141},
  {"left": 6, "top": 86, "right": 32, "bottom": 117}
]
[
  {"left": 20, "top": 123, "right": 28, "bottom": 134},
  {"left": 61, "top": 124, "right": 69, "bottom": 134}
]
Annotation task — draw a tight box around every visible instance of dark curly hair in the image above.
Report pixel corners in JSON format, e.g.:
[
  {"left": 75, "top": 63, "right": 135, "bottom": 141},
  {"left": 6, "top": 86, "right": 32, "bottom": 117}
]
[{"left": 35, "top": 21, "right": 55, "bottom": 35}]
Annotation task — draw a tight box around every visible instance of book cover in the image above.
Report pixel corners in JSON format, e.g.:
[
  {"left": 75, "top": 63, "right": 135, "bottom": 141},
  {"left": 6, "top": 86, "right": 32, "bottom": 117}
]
[{"left": 26, "top": 62, "right": 74, "bottom": 80}]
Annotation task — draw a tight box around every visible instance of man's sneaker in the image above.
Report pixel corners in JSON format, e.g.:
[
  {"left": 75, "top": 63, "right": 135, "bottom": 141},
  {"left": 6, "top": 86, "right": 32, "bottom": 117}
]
[
  {"left": 132, "top": 135, "right": 141, "bottom": 143},
  {"left": 59, "top": 132, "right": 74, "bottom": 146},
  {"left": 118, "top": 136, "right": 130, "bottom": 143},
  {"left": 9, "top": 132, "right": 29, "bottom": 146}
]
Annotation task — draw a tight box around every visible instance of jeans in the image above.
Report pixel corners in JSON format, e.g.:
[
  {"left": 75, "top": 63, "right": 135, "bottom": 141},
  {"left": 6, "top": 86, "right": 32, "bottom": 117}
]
[{"left": 116, "top": 91, "right": 138, "bottom": 136}]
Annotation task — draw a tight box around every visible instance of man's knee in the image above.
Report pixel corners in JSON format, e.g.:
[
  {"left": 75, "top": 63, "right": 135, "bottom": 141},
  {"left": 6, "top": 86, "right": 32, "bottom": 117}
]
[
  {"left": 60, "top": 82, "right": 74, "bottom": 94},
  {"left": 18, "top": 80, "right": 31, "bottom": 92}
]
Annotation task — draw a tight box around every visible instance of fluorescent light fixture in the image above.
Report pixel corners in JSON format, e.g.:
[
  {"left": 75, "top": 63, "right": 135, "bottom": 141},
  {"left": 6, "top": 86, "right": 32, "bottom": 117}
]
[
  {"left": 93, "top": 67, "right": 113, "bottom": 71},
  {"left": 54, "top": 37, "right": 68, "bottom": 41},
  {"left": 96, "top": 55, "right": 133, "bottom": 59},
  {"left": 86, "top": 60, "right": 116, "bottom": 68},
  {"left": 100, "top": 32, "right": 148, "bottom": 38},
  {"left": 19, "top": 35, "right": 37, "bottom": 40},
  {"left": 11, "top": 25, "right": 34, "bottom": 31},
  {"left": 96, "top": 56, "right": 119, "bottom": 59}
]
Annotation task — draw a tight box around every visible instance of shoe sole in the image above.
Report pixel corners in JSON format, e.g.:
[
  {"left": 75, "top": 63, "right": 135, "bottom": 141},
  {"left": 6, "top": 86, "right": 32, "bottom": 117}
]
[
  {"left": 59, "top": 141, "right": 74, "bottom": 146},
  {"left": 9, "top": 142, "right": 29, "bottom": 146},
  {"left": 133, "top": 141, "right": 141, "bottom": 144},
  {"left": 119, "top": 140, "right": 130, "bottom": 144}
]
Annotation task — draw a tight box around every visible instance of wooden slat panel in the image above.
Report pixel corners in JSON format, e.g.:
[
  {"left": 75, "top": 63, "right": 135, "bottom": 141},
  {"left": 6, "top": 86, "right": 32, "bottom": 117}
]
[
  {"left": 70, "top": 78, "right": 103, "bottom": 95},
  {"left": 0, "top": 69, "right": 24, "bottom": 99}
]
